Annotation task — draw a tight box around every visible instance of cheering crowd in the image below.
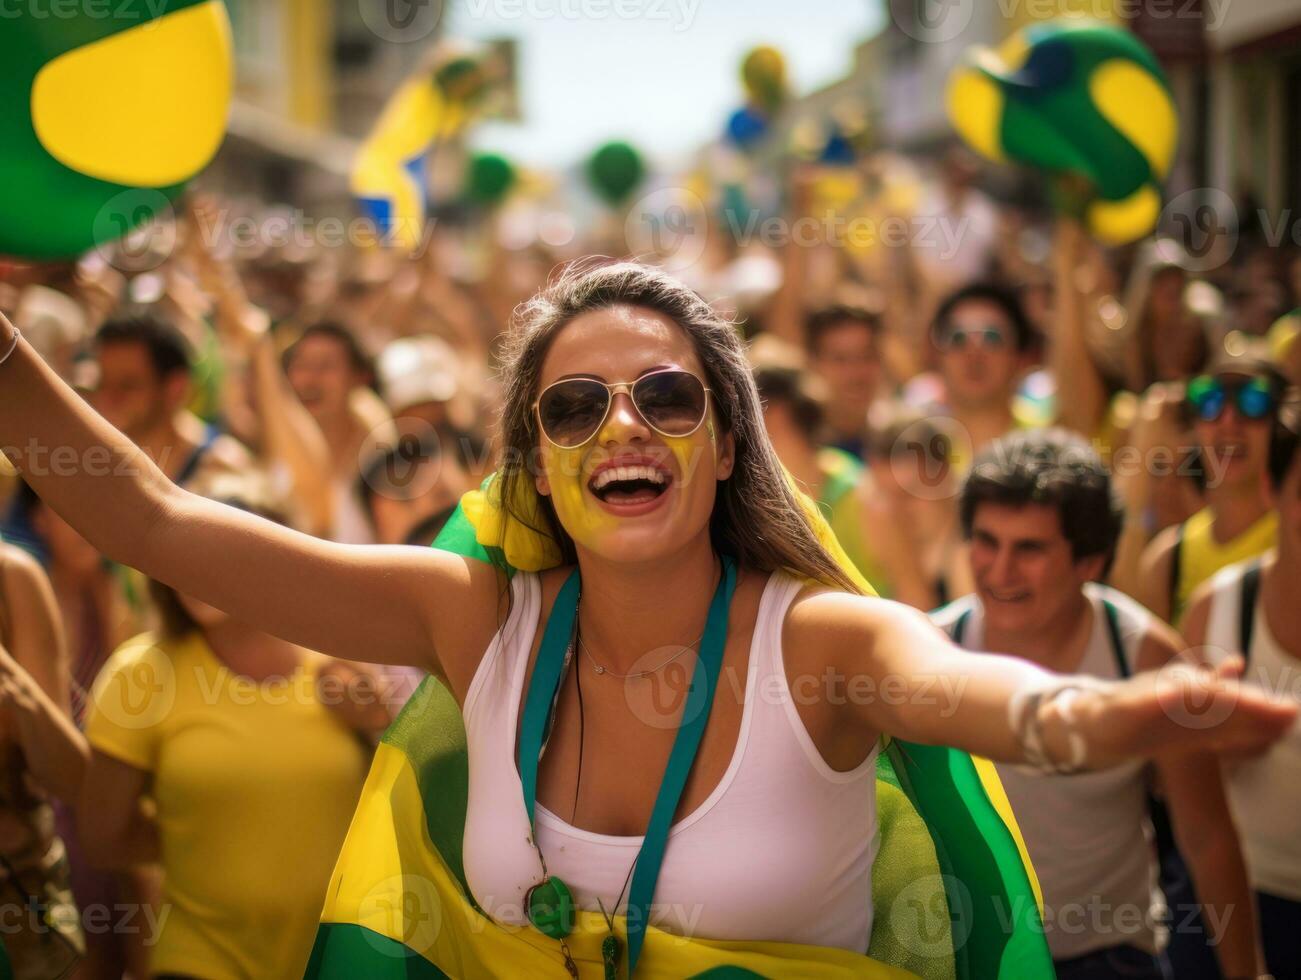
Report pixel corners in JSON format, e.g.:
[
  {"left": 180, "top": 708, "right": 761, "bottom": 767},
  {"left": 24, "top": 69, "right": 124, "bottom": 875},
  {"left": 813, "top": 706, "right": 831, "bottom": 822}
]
[{"left": 0, "top": 145, "right": 1298, "bottom": 980}]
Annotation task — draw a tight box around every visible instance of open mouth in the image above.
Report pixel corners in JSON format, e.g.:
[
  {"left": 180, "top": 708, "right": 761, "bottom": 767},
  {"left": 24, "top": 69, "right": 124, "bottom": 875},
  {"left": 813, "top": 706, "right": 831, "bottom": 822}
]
[
  {"left": 986, "top": 588, "right": 1030, "bottom": 603},
  {"left": 588, "top": 463, "right": 671, "bottom": 507}
]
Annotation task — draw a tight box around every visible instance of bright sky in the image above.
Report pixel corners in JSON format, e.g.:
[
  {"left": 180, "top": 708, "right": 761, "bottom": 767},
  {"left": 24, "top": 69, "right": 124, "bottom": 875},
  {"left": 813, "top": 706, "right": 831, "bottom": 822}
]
[{"left": 446, "top": 0, "right": 883, "bottom": 169}]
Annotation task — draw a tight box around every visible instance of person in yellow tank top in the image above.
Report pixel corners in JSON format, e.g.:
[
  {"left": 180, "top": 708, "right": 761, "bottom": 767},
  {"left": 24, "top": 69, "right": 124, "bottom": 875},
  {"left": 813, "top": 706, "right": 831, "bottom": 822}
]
[
  {"left": 80, "top": 479, "right": 391, "bottom": 980},
  {"left": 1136, "top": 350, "right": 1289, "bottom": 624}
]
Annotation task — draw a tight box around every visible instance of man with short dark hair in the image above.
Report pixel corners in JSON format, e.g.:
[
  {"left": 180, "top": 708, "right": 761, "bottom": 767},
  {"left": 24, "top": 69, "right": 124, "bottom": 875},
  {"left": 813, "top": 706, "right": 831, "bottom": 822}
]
[
  {"left": 92, "top": 313, "right": 249, "bottom": 485},
  {"left": 931, "top": 429, "right": 1266, "bottom": 980},
  {"left": 927, "top": 282, "right": 1036, "bottom": 470},
  {"left": 804, "top": 305, "right": 881, "bottom": 460}
]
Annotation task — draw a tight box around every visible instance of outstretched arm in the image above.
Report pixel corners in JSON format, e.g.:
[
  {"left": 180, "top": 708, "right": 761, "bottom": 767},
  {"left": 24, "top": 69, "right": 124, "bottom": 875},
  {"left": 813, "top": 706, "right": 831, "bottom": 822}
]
[
  {"left": 794, "top": 592, "right": 1297, "bottom": 768},
  {"left": 0, "top": 313, "right": 477, "bottom": 673}
]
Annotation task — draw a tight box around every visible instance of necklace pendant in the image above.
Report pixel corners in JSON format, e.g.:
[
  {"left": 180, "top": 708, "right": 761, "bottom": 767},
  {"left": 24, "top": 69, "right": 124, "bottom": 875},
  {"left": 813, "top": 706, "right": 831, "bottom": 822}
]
[
  {"left": 526, "top": 876, "right": 574, "bottom": 940},
  {"left": 602, "top": 933, "right": 622, "bottom": 980},
  {"left": 594, "top": 664, "right": 605, "bottom": 675}
]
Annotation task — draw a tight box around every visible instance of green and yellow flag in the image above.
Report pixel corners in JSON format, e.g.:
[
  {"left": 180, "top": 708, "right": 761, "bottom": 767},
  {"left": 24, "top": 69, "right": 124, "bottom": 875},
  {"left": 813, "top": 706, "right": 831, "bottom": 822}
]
[{"left": 305, "top": 475, "right": 1053, "bottom": 979}]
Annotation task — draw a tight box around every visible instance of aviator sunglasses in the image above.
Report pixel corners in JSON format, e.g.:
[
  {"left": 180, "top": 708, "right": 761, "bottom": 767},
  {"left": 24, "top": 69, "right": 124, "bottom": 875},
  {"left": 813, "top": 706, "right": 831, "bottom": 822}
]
[
  {"left": 1185, "top": 374, "right": 1278, "bottom": 423},
  {"left": 533, "top": 368, "right": 712, "bottom": 449}
]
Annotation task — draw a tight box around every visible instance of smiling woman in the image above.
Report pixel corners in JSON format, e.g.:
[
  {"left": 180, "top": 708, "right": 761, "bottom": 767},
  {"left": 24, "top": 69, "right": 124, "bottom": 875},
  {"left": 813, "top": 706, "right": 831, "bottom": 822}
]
[
  {"left": 491, "top": 261, "right": 862, "bottom": 591},
  {"left": 0, "top": 261, "right": 1293, "bottom": 980}
]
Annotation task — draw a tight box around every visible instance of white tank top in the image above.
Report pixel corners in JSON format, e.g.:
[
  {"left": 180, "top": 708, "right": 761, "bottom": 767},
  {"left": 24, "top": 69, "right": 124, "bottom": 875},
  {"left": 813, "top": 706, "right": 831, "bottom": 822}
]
[
  {"left": 460, "top": 569, "right": 879, "bottom": 952},
  {"left": 1203, "top": 557, "right": 1301, "bottom": 901},
  {"left": 931, "top": 584, "right": 1162, "bottom": 960}
]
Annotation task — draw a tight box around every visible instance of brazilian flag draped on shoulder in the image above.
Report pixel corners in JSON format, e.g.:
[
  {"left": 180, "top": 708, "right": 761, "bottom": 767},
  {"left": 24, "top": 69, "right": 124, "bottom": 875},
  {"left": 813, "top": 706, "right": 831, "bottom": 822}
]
[{"left": 305, "top": 473, "right": 1053, "bottom": 979}]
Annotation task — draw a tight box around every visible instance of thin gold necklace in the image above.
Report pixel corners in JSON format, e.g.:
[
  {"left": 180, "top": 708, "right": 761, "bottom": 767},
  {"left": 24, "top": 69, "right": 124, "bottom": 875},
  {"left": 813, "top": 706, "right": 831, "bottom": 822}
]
[
  {"left": 575, "top": 558, "right": 719, "bottom": 679},
  {"left": 577, "top": 629, "right": 702, "bottom": 678}
]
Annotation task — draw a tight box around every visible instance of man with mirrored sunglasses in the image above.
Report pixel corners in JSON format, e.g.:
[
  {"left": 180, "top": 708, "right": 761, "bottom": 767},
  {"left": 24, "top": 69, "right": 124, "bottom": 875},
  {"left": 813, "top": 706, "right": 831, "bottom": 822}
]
[{"left": 1135, "top": 344, "right": 1289, "bottom": 626}]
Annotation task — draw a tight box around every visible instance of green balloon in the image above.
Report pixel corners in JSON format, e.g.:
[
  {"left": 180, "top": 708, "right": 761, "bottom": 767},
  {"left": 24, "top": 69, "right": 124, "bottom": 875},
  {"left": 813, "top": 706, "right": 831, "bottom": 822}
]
[
  {"left": 586, "top": 141, "right": 645, "bottom": 207},
  {"left": 948, "top": 20, "right": 1176, "bottom": 244},
  {"left": 0, "top": 0, "right": 229, "bottom": 260},
  {"left": 464, "top": 152, "right": 516, "bottom": 207}
]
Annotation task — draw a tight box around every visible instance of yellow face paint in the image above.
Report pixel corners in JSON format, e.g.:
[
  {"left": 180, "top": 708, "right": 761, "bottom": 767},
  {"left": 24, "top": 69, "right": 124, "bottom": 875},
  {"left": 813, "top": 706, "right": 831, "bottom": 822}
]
[
  {"left": 540, "top": 405, "right": 718, "bottom": 550},
  {"left": 541, "top": 440, "right": 618, "bottom": 548}
]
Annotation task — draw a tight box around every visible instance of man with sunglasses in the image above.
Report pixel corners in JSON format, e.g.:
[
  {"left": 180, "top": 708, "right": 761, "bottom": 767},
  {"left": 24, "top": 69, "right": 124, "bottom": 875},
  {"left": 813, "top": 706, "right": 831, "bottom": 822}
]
[
  {"left": 924, "top": 282, "right": 1036, "bottom": 472},
  {"left": 1135, "top": 346, "right": 1287, "bottom": 625}
]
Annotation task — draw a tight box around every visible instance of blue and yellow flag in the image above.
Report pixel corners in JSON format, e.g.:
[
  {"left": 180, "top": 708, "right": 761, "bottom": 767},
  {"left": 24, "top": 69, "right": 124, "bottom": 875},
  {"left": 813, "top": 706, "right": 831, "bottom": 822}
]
[
  {"left": 305, "top": 474, "right": 1053, "bottom": 979},
  {"left": 350, "top": 74, "right": 468, "bottom": 251}
]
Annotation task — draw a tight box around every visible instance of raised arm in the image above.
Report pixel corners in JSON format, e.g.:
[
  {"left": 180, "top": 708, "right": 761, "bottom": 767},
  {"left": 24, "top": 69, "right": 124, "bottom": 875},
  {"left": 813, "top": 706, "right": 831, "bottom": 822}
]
[
  {"left": 793, "top": 592, "right": 1297, "bottom": 769},
  {"left": 184, "top": 199, "right": 337, "bottom": 537},
  {"left": 1050, "top": 216, "right": 1111, "bottom": 438},
  {"left": 0, "top": 312, "right": 481, "bottom": 674}
]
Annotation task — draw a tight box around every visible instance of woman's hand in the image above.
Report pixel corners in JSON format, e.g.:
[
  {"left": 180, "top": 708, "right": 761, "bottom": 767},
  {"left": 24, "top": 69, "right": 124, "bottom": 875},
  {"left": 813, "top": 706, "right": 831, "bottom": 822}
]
[{"left": 1068, "top": 656, "right": 1296, "bottom": 769}]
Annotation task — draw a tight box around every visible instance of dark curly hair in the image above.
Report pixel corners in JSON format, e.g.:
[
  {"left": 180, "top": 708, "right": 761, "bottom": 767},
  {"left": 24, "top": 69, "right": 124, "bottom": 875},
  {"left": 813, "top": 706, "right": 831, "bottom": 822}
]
[{"left": 960, "top": 429, "right": 1124, "bottom": 572}]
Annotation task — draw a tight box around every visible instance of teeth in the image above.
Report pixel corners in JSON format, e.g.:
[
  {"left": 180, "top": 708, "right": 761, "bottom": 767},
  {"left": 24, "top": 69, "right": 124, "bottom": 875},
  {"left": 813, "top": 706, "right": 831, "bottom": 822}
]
[{"left": 591, "top": 465, "right": 668, "bottom": 491}]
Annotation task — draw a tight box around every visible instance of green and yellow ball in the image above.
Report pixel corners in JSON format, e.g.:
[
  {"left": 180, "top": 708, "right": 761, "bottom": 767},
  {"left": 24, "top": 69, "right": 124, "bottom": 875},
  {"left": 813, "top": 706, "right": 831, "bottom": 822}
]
[
  {"left": 946, "top": 19, "right": 1176, "bottom": 245},
  {"left": 0, "top": 0, "right": 232, "bottom": 259}
]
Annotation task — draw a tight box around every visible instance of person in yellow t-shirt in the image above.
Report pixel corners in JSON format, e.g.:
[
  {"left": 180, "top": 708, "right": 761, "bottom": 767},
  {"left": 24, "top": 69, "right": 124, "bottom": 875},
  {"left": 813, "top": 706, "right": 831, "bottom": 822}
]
[
  {"left": 1135, "top": 350, "right": 1289, "bottom": 625},
  {"left": 80, "top": 480, "right": 389, "bottom": 980}
]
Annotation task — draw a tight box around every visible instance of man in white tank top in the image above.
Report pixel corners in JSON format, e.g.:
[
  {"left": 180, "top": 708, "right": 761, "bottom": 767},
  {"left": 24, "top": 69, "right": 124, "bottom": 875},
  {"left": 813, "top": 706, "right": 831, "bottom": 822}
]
[
  {"left": 929, "top": 430, "right": 1267, "bottom": 980},
  {"left": 1181, "top": 415, "right": 1301, "bottom": 979}
]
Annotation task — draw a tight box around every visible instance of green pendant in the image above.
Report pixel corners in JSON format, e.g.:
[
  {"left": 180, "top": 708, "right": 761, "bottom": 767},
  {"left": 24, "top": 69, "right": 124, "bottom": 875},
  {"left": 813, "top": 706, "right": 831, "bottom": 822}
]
[
  {"left": 602, "top": 933, "right": 622, "bottom": 980},
  {"left": 526, "top": 876, "right": 574, "bottom": 940}
]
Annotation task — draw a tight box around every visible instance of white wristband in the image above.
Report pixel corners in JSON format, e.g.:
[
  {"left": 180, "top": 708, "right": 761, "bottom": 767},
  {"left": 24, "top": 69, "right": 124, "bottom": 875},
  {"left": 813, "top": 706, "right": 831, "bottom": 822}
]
[
  {"left": 0, "top": 325, "right": 19, "bottom": 366},
  {"left": 1008, "top": 680, "right": 1096, "bottom": 775}
]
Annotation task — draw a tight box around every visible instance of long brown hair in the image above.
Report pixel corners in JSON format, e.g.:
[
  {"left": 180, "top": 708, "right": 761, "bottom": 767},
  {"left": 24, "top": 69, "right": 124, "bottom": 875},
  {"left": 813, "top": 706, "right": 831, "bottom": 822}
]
[{"left": 493, "top": 260, "right": 862, "bottom": 594}]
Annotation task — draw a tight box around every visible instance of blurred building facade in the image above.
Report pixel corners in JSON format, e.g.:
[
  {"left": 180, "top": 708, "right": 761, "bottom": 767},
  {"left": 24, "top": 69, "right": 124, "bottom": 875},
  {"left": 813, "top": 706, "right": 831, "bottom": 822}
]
[
  {"left": 209, "top": 0, "right": 436, "bottom": 213},
  {"left": 1204, "top": 0, "right": 1301, "bottom": 219},
  {"left": 770, "top": 0, "right": 1299, "bottom": 230}
]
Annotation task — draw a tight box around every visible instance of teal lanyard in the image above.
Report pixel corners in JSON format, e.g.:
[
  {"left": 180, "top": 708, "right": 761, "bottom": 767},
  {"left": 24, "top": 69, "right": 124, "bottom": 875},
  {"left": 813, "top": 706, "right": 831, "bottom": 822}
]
[{"left": 517, "top": 555, "right": 737, "bottom": 977}]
